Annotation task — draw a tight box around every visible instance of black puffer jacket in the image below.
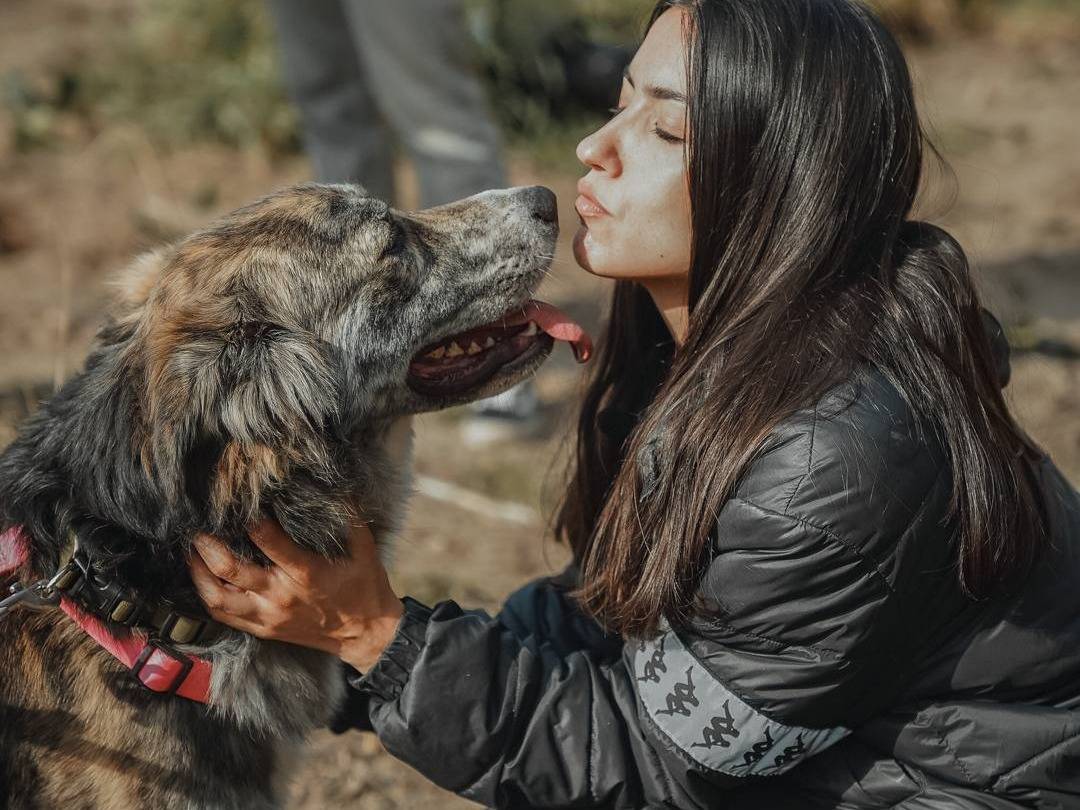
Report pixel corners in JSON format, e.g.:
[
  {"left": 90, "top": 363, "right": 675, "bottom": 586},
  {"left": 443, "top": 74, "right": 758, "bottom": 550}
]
[{"left": 335, "top": 351, "right": 1080, "bottom": 809}]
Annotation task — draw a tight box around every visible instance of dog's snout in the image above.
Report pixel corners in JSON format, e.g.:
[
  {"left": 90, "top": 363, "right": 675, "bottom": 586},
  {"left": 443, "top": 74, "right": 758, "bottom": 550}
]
[{"left": 523, "top": 186, "right": 558, "bottom": 226}]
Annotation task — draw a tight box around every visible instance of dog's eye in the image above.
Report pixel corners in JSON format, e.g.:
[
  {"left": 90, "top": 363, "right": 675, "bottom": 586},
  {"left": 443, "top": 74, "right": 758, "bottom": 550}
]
[{"left": 381, "top": 222, "right": 407, "bottom": 260}]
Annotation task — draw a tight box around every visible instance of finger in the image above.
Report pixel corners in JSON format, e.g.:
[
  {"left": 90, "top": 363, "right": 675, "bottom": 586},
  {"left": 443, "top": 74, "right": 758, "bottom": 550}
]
[
  {"left": 191, "top": 556, "right": 291, "bottom": 640},
  {"left": 247, "top": 519, "right": 320, "bottom": 576},
  {"left": 189, "top": 553, "right": 260, "bottom": 619},
  {"left": 191, "top": 533, "right": 268, "bottom": 591}
]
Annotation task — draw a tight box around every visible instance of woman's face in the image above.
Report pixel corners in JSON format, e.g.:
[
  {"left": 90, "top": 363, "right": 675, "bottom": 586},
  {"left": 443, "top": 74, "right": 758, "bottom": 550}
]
[{"left": 573, "top": 7, "right": 692, "bottom": 282}]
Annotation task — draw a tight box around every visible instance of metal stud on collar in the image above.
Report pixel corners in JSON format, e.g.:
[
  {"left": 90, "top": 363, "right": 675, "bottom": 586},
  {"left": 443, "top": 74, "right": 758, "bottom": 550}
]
[{"left": 159, "top": 612, "right": 206, "bottom": 645}]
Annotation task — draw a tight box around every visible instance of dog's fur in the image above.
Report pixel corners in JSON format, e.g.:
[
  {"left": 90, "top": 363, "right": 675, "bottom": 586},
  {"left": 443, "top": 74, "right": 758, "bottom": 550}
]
[{"left": 0, "top": 183, "right": 559, "bottom": 808}]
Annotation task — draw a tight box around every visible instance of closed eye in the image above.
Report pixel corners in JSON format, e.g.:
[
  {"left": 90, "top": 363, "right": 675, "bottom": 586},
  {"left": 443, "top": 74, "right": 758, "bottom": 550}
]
[{"left": 653, "top": 126, "right": 684, "bottom": 144}]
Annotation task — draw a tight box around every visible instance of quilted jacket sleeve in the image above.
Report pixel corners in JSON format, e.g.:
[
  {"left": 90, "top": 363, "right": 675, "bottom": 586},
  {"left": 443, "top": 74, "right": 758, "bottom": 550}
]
[
  {"left": 342, "top": 370, "right": 959, "bottom": 809},
  {"left": 496, "top": 564, "right": 624, "bottom": 661}
]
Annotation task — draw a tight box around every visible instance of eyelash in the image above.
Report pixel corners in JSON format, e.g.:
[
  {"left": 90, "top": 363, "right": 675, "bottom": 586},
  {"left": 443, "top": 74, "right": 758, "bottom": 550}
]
[
  {"left": 652, "top": 126, "right": 684, "bottom": 144},
  {"left": 606, "top": 106, "right": 684, "bottom": 144}
]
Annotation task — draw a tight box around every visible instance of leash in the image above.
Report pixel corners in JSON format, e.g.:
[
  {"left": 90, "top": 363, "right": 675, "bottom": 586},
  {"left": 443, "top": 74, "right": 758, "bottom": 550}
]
[{"left": 1, "top": 526, "right": 214, "bottom": 703}]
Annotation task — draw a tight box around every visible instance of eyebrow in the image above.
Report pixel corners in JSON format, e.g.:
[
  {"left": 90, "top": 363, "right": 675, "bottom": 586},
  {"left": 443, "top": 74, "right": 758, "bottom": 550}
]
[{"left": 623, "top": 68, "right": 687, "bottom": 104}]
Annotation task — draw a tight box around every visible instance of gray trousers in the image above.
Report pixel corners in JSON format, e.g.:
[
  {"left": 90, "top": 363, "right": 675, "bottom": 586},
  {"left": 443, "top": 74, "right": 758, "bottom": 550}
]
[{"left": 267, "top": 0, "right": 507, "bottom": 206}]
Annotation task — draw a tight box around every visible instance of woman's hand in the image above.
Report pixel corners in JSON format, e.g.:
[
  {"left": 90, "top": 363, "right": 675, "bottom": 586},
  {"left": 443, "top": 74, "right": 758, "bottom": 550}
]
[{"left": 189, "top": 520, "right": 403, "bottom": 672}]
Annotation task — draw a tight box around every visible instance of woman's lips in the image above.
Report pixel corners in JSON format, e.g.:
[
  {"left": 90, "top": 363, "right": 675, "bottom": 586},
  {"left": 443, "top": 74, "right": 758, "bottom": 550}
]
[{"left": 575, "top": 187, "right": 610, "bottom": 219}]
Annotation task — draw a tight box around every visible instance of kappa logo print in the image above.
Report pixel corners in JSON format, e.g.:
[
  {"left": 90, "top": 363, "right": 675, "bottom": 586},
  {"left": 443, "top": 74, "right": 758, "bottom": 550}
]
[
  {"left": 633, "top": 629, "right": 850, "bottom": 776},
  {"left": 735, "top": 729, "right": 775, "bottom": 772},
  {"left": 770, "top": 733, "right": 806, "bottom": 771},
  {"left": 656, "top": 667, "right": 699, "bottom": 717},
  {"left": 637, "top": 635, "right": 668, "bottom": 684},
  {"left": 690, "top": 700, "right": 741, "bottom": 750}
]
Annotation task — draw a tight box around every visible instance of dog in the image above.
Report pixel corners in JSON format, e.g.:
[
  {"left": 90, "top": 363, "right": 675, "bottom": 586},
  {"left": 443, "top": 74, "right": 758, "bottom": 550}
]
[{"left": 0, "top": 182, "right": 589, "bottom": 808}]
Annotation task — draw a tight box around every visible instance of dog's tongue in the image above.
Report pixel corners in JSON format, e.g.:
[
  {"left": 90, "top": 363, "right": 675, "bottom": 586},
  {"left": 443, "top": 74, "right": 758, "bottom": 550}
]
[{"left": 514, "top": 300, "right": 592, "bottom": 363}]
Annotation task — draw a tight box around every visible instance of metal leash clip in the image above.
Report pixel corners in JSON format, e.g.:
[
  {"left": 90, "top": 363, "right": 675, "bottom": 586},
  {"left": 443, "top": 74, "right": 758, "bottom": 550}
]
[
  {"left": 0, "top": 537, "right": 82, "bottom": 619},
  {"left": 0, "top": 577, "right": 61, "bottom": 617}
]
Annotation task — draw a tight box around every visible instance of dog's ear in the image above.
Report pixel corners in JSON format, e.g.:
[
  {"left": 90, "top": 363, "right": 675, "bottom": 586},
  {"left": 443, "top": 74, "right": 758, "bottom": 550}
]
[
  {"left": 87, "top": 248, "right": 175, "bottom": 351},
  {"left": 106, "top": 248, "right": 174, "bottom": 331},
  {"left": 141, "top": 305, "right": 347, "bottom": 548}
]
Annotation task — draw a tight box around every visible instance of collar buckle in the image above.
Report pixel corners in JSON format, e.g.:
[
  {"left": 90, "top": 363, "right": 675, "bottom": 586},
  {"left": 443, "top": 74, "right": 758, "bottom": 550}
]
[{"left": 130, "top": 639, "right": 195, "bottom": 696}]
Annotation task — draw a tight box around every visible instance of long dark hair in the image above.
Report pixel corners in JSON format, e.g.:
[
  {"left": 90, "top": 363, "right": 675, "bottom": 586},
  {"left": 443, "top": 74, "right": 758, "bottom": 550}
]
[{"left": 556, "top": 0, "right": 1046, "bottom": 638}]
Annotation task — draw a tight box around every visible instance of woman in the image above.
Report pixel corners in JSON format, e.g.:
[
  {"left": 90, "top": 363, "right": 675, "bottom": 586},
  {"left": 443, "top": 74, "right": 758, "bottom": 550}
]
[{"left": 190, "top": 1, "right": 1080, "bottom": 807}]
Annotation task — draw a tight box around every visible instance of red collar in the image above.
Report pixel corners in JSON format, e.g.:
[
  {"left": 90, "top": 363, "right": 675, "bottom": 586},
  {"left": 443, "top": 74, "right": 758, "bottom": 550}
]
[{"left": 1, "top": 526, "right": 212, "bottom": 703}]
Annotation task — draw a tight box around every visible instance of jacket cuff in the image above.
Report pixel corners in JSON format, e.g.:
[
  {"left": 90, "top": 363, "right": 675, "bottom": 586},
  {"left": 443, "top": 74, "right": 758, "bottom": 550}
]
[
  {"left": 329, "top": 661, "right": 375, "bottom": 734},
  {"left": 348, "top": 597, "right": 433, "bottom": 702}
]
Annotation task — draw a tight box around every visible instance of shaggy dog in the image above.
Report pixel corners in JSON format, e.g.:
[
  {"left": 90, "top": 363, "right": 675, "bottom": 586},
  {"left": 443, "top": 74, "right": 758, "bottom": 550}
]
[{"left": 0, "top": 183, "right": 587, "bottom": 808}]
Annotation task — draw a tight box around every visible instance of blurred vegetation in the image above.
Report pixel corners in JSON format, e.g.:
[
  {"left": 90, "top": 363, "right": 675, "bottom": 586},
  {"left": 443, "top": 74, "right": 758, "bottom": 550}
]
[
  {"left": 3, "top": 0, "right": 1077, "bottom": 161},
  {"left": 869, "top": 0, "right": 1080, "bottom": 38},
  {"left": 4, "top": 0, "right": 298, "bottom": 154},
  {"left": 86, "top": 0, "right": 298, "bottom": 152},
  {"left": 466, "top": 0, "right": 649, "bottom": 139},
  {"left": 4, "top": 71, "right": 79, "bottom": 152}
]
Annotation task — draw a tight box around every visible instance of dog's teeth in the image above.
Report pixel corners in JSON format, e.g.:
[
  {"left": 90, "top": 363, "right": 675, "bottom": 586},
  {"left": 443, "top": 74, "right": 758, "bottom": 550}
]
[
  {"left": 523, "top": 322, "right": 539, "bottom": 336},
  {"left": 428, "top": 346, "right": 446, "bottom": 359},
  {"left": 446, "top": 342, "right": 464, "bottom": 357},
  {"left": 467, "top": 341, "right": 482, "bottom": 355},
  {"left": 484, "top": 337, "right": 496, "bottom": 348}
]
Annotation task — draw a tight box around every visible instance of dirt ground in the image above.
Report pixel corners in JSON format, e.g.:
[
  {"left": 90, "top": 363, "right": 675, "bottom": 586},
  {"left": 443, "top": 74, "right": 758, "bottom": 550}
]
[{"left": 1, "top": 1, "right": 1078, "bottom": 807}]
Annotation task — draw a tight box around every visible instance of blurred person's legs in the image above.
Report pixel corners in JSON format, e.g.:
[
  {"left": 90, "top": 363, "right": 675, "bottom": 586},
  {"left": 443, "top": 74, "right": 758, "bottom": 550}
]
[
  {"left": 269, "top": 0, "right": 535, "bottom": 440},
  {"left": 266, "top": 0, "right": 395, "bottom": 201},
  {"left": 340, "top": 0, "right": 536, "bottom": 440},
  {"left": 338, "top": 0, "right": 506, "bottom": 206}
]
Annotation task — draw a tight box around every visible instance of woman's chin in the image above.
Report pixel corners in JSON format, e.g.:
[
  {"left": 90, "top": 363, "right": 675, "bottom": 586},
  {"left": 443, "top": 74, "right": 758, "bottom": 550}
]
[
  {"left": 572, "top": 225, "right": 594, "bottom": 273},
  {"left": 574, "top": 227, "right": 622, "bottom": 280}
]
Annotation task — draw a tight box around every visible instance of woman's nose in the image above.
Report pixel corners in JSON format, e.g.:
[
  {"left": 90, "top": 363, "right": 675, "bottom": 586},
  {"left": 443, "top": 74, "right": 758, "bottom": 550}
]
[{"left": 576, "top": 121, "right": 621, "bottom": 176}]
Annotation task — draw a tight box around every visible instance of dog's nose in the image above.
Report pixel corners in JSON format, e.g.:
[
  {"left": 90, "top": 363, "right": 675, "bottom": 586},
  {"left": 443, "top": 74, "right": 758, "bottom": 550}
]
[{"left": 523, "top": 186, "right": 558, "bottom": 226}]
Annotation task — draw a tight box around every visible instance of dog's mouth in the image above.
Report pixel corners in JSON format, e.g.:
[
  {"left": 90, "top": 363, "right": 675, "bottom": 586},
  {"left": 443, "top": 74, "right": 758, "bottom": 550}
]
[{"left": 407, "top": 300, "right": 592, "bottom": 398}]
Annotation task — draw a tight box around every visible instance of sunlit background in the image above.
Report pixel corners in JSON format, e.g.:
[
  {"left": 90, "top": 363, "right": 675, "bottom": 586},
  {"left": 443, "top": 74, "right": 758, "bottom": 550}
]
[{"left": 1, "top": 0, "right": 1077, "bottom": 805}]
